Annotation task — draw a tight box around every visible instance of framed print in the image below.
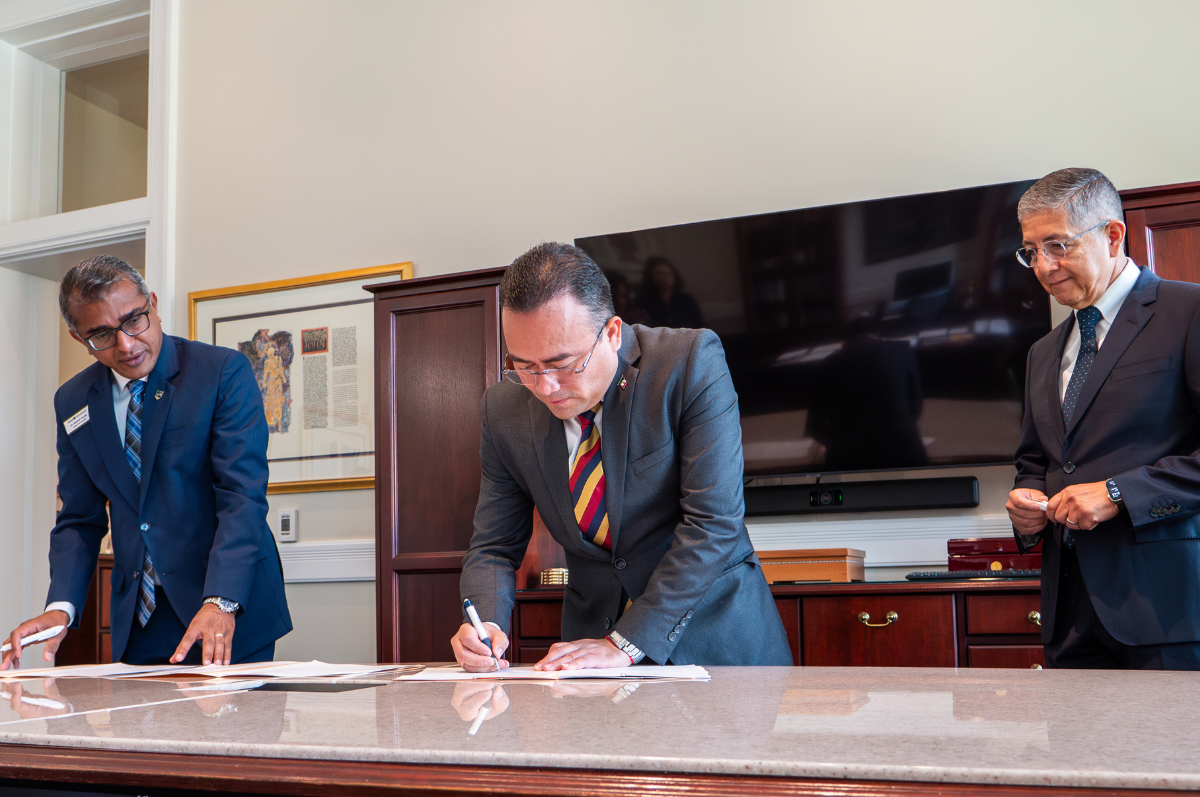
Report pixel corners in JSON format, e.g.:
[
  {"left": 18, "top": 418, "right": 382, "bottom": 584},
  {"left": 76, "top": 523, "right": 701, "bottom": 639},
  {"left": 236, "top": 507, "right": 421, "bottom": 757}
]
[{"left": 189, "top": 262, "right": 412, "bottom": 494}]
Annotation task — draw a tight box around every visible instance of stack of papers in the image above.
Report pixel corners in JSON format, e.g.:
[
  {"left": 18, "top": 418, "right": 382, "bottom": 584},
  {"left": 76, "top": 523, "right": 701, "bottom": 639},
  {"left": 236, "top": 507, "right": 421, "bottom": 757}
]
[
  {"left": 1, "top": 663, "right": 181, "bottom": 680},
  {"left": 395, "top": 664, "right": 710, "bottom": 681},
  {"left": 2, "top": 660, "right": 421, "bottom": 680}
]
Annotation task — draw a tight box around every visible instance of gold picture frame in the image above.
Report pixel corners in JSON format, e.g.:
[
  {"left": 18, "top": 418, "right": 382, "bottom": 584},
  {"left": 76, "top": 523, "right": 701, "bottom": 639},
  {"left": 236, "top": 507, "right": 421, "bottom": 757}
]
[{"left": 188, "top": 262, "right": 412, "bottom": 494}]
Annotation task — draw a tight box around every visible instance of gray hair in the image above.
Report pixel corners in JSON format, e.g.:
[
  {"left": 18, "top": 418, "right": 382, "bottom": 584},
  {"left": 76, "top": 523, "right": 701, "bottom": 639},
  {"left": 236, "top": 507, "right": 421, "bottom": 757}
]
[
  {"left": 59, "top": 255, "right": 150, "bottom": 331},
  {"left": 1017, "top": 167, "right": 1125, "bottom": 232},
  {"left": 499, "top": 242, "right": 614, "bottom": 330}
]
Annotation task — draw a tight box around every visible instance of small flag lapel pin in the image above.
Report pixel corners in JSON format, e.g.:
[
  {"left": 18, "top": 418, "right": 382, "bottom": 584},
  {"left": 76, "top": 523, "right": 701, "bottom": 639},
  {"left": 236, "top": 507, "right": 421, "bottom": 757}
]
[
  {"left": 619, "top": 377, "right": 628, "bottom": 390},
  {"left": 155, "top": 390, "right": 164, "bottom": 400}
]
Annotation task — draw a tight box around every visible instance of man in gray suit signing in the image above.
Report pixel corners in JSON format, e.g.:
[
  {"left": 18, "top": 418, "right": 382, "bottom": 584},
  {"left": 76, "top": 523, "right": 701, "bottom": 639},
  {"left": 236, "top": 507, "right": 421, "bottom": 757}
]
[{"left": 453, "top": 242, "right": 791, "bottom": 671}]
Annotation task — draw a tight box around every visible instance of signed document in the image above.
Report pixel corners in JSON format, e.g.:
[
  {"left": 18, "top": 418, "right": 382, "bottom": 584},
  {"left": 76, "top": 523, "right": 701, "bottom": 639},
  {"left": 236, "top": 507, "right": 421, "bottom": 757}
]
[{"left": 395, "top": 664, "right": 710, "bottom": 682}]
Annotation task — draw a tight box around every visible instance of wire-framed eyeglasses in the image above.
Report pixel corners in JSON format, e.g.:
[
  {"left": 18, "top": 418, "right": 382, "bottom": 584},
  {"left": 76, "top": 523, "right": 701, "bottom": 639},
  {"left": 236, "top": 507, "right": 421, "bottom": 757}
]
[
  {"left": 1016, "top": 220, "right": 1111, "bottom": 268},
  {"left": 503, "top": 320, "right": 611, "bottom": 387},
  {"left": 82, "top": 306, "right": 153, "bottom": 351}
]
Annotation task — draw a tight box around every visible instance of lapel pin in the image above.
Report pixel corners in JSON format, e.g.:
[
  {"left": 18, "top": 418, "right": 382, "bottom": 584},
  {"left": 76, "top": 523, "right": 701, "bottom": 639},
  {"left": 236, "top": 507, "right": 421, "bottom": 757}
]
[
  {"left": 155, "top": 390, "right": 164, "bottom": 400},
  {"left": 619, "top": 377, "right": 627, "bottom": 390}
]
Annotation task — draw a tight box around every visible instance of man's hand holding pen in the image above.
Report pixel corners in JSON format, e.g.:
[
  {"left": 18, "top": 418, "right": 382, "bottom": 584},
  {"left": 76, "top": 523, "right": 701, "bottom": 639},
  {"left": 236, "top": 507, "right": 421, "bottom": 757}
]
[{"left": 451, "top": 623, "right": 511, "bottom": 672}]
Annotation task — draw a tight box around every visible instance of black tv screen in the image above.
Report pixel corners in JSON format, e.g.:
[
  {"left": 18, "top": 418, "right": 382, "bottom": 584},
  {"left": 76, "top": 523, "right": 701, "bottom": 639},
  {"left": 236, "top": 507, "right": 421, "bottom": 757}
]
[{"left": 575, "top": 180, "right": 1048, "bottom": 478}]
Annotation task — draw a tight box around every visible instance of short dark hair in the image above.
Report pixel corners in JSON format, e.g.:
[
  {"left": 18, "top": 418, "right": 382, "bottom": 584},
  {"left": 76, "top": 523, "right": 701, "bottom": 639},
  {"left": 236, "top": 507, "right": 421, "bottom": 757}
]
[
  {"left": 499, "top": 242, "right": 614, "bottom": 329},
  {"left": 59, "top": 255, "right": 149, "bottom": 331}
]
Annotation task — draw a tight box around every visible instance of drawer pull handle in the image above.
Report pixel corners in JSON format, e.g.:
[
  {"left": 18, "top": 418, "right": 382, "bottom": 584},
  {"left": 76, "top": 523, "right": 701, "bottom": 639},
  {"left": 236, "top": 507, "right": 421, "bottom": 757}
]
[
  {"left": 1028, "top": 610, "right": 1041, "bottom": 627},
  {"left": 1030, "top": 663, "right": 1043, "bottom": 670},
  {"left": 857, "top": 611, "right": 898, "bottom": 627}
]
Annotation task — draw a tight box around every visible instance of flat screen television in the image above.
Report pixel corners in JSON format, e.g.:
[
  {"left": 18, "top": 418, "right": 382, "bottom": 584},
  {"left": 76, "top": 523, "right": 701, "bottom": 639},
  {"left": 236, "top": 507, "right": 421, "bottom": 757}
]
[{"left": 575, "top": 179, "right": 1048, "bottom": 478}]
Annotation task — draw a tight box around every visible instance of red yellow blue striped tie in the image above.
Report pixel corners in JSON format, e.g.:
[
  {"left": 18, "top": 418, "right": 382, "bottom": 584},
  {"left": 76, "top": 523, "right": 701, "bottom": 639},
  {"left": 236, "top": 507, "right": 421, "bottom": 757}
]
[{"left": 570, "top": 404, "right": 610, "bottom": 549}]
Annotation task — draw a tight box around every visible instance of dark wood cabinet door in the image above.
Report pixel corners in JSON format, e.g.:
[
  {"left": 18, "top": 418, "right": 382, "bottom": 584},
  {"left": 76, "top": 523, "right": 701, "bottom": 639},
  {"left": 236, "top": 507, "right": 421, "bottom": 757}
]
[
  {"left": 1122, "top": 181, "right": 1200, "bottom": 284},
  {"left": 966, "top": 593, "right": 1041, "bottom": 635},
  {"left": 369, "top": 269, "right": 505, "bottom": 663},
  {"left": 802, "top": 594, "right": 956, "bottom": 667}
]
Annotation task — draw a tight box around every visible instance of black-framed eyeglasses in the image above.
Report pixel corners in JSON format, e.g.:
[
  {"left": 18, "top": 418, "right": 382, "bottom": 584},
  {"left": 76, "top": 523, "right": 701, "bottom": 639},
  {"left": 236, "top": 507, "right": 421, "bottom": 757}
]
[
  {"left": 82, "top": 306, "right": 152, "bottom": 351},
  {"left": 1016, "top": 220, "right": 1111, "bottom": 268},
  {"left": 503, "top": 320, "right": 611, "bottom": 387}
]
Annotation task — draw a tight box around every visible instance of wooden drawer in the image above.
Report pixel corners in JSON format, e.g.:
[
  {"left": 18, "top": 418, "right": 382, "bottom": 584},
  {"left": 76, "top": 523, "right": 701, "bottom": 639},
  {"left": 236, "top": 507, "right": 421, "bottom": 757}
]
[
  {"left": 99, "top": 567, "right": 112, "bottom": 631},
  {"left": 100, "top": 632, "right": 112, "bottom": 664},
  {"left": 967, "top": 593, "right": 1041, "bottom": 635},
  {"left": 518, "top": 601, "right": 562, "bottom": 639},
  {"left": 969, "top": 644, "right": 1045, "bottom": 669},
  {"left": 517, "top": 646, "right": 551, "bottom": 664},
  {"left": 802, "top": 594, "right": 956, "bottom": 667}
]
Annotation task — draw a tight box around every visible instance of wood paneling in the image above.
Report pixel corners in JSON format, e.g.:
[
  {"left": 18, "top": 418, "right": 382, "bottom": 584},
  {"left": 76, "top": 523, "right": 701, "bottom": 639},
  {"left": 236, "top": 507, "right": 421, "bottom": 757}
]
[
  {"left": 517, "top": 646, "right": 552, "bottom": 664},
  {"left": 513, "top": 510, "right": 566, "bottom": 589},
  {"left": 802, "top": 594, "right": 957, "bottom": 667},
  {"left": 54, "top": 554, "right": 112, "bottom": 666},
  {"left": 774, "top": 596, "right": 801, "bottom": 665},
  {"left": 1122, "top": 181, "right": 1200, "bottom": 284},
  {"left": 518, "top": 600, "right": 562, "bottom": 639},
  {"left": 966, "top": 594, "right": 1042, "bottom": 635},
  {"left": 968, "top": 645, "right": 1045, "bottom": 669},
  {"left": 369, "top": 268, "right": 506, "bottom": 663}
]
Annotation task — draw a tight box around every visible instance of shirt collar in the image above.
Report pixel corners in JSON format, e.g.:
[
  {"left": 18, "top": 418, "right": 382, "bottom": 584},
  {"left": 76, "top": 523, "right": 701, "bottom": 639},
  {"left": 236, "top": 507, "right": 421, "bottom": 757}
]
[
  {"left": 111, "top": 370, "right": 148, "bottom": 393},
  {"left": 1081, "top": 257, "right": 1139, "bottom": 323}
]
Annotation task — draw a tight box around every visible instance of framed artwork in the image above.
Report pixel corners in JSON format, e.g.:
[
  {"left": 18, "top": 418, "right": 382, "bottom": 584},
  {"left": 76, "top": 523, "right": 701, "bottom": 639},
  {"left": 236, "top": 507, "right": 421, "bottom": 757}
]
[{"left": 188, "top": 262, "right": 412, "bottom": 494}]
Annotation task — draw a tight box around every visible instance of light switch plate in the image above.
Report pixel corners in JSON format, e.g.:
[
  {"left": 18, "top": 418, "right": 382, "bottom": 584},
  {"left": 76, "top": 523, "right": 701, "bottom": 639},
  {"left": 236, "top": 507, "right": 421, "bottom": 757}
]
[{"left": 278, "top": 508, "right": 298, "bottom": 542}]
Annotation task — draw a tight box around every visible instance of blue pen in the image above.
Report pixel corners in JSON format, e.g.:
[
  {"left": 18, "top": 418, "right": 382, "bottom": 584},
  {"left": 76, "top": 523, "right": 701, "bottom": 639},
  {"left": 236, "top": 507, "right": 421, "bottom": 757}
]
[{"left": 462, "top": 599, "right": 500, "bottom": 671}]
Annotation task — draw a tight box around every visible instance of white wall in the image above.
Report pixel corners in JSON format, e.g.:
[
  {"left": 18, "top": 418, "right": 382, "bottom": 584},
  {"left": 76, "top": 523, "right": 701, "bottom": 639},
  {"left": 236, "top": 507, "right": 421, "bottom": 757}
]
[
  {"left": 170, "top": 0, "right": 1200, "bottom": 659},
  {"left": 0, "top": 268, "right": 61, "bottom": 649}
]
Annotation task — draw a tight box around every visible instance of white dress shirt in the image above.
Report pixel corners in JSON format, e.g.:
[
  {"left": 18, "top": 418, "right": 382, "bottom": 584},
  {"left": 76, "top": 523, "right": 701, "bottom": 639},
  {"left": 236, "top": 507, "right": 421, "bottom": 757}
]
[
  {"left": 1059, "top": 259, "right": 1140, "bottom": 403},
  {"left": 46, "top": 371, "right": 150, "bottom": 626}
]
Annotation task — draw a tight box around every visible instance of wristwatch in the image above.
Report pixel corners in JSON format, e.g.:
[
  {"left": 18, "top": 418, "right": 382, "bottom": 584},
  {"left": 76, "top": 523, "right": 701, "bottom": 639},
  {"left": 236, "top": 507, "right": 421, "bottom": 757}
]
[
  {"left": 203, "top": 596, "right": 240, "bottom": 614},
  {"left": 606, "top": 631, "right": 645, "bottom": 664},
  {"left": 1105, "top": 478, "right": 1123, "bottom": 504}
]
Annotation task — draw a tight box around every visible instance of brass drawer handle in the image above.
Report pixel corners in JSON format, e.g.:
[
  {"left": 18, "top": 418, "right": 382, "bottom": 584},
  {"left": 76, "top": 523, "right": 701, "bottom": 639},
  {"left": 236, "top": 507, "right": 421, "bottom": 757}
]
[
  {"left": 1030, "top": 663, "right": 1043, "bottom": 670},
  {"left": 857, "top": 611, "right": 898, "bottom": 627},
  {"left": 1028, "top": 610, "right": 1041, "bottom": 627}
]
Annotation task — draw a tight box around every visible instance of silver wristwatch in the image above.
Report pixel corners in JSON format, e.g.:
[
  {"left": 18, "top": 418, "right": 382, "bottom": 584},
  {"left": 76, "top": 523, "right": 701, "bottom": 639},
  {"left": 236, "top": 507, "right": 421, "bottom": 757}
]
[
  {"left": 203, "top": 596, "right": 240, "bottom": 614},
  {"left": 606, "top": 630, "right": 645, "bottom": 664}
]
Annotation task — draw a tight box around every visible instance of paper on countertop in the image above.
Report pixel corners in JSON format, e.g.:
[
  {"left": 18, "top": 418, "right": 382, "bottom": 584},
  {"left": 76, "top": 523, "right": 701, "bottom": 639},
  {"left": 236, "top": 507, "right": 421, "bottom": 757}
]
[
  {"left": 170, "top": 660, "right": 422, "bottom": 679},
  {"left": 395, "top": 664, "right": 711, "bottom": 681},
  {"left": 1, "top": 663, "right": 183, "bottom": 680}
]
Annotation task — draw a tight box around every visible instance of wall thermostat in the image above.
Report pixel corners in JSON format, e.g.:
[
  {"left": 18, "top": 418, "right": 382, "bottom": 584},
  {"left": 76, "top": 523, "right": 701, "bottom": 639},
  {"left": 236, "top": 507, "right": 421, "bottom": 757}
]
[{"left": 278, "top": 508, "right": 298, "bottom": 542}]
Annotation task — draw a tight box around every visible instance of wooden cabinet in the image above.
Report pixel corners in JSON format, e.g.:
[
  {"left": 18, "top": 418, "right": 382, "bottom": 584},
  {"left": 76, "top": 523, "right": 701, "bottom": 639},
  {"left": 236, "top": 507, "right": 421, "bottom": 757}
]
[
  {"left": 1122, "top": 180, "right": 1200, "bottom": 284},
  {"left": 54, "top": 554, "right": 113, "bottom": 666},
  {"left": 513, "top": 579, "right": 1042, "bottom": 667},
  {"left": 366, "top": 268, "right": 506, "bottom": 663}
]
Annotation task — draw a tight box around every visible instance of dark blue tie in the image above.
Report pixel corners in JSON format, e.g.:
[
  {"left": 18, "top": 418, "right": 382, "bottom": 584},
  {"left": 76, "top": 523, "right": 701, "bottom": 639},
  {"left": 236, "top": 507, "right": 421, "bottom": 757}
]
[
  {"left": 1062, "top": 306, "right": 1102, "bottom": 426},
  {"left": 126, "top": 381, "right": 158, "bottom": 626}
]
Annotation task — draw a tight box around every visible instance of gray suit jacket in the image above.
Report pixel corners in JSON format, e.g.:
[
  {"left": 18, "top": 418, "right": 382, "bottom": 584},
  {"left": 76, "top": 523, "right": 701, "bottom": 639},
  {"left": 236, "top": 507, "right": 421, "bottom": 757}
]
[
  {"left": 1015, "top": 267, "right": 1200, "bottom": 646},
  {"left": 461, "top": 324, "right": 792, "bottom": 665}
]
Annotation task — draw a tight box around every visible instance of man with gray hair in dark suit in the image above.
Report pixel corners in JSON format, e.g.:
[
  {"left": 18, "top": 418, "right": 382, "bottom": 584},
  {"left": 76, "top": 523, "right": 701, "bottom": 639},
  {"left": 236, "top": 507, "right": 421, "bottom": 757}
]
[
  {"left": 453, "top": 242, "right": 791, "bottom": 671},
  {"left": 1007, "top": 167, "right": 1200, "bottom": 669}
]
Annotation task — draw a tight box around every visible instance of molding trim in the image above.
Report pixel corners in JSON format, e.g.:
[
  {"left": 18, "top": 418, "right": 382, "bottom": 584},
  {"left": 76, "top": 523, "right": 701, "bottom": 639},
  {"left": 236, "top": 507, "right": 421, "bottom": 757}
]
[
  {"left": 0, "top": 197, "right": 149, "bottom": 263},
  {"left": 277, "top": 539, "right": 375, "bottom": 584},
  {"left": 747, "top": 513, "right": 1013, "bottom": 568}
]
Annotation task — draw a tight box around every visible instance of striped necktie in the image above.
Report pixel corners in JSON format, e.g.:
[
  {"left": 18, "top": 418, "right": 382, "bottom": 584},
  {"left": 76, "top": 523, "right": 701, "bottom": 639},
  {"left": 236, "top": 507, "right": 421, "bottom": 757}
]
[
  {"left": 126, "top": 380, "right": 158, "bottom": 626},
  {"left": 570, "top": 404, "right": 610, "bottom": 550}
]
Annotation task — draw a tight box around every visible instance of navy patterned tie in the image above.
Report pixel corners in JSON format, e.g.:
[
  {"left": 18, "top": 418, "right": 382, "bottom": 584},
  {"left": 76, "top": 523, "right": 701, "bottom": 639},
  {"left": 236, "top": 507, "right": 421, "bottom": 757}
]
[
  {"left": 1062, "top": 306, "right": 1102, "bottom": 426},
  {"left": 126, "top": 380, "right": 158, "bottom": 626}
]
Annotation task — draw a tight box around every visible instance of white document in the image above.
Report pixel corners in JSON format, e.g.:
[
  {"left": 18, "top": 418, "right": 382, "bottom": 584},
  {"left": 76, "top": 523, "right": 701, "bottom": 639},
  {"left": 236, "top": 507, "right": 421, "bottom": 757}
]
[
  {"left": 178, "top": 660, "right": 419, "bottom": 679},
  {"left": 1, "top": 663, "right": 183, "bottom": 680},
  {"left": 395, "top": 664, "right": 711, "bottom": 681}
]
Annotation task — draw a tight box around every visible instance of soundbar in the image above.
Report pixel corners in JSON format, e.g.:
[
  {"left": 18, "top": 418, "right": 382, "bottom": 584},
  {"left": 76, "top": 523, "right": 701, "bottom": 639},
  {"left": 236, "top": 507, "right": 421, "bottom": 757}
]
[{"left": 744, "top": 476, "right": 979, "bottom": 516}]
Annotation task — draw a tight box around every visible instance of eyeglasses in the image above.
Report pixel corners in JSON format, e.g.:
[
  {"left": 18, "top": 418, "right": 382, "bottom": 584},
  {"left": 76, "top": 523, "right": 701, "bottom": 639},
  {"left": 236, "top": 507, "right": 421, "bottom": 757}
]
[
  {"left": 503, "top": 320, "right": 611, "bottom": 387},
  {"left": 82, "top": 306, "right": 152, "bottom": 351},
  {"left": 1016, "top": 220, "right": 1111, "bottom": 268}
]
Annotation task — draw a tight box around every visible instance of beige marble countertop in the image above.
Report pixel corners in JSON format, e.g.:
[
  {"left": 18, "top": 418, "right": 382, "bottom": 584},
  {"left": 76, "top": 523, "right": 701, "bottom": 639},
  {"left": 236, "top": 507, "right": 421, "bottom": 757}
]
[{"left": 2, "top": 666, "right": 1199, "bottom": 790}]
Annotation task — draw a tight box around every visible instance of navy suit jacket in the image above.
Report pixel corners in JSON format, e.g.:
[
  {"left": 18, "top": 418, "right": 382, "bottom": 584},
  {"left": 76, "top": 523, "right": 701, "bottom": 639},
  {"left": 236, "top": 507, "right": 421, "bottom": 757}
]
[
  {"left": 47, "top": 334, "right": 292, "bottom": 661},
  {"left": 461, "top": 325, "right": 792, "bottom": 666},
  {"left": 1015, "top": 267, "right": 1200, "bottom": 646}
]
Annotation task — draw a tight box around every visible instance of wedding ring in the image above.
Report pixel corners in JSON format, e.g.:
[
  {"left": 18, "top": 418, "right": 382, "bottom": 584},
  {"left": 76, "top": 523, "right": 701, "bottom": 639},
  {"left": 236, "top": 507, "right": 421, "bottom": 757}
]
[
  {"left": 1066, "top": 518, "right": 1077, "bottom": 526},
  {"left": 215, "top": 633, "right": 224, "bottom": 638}
]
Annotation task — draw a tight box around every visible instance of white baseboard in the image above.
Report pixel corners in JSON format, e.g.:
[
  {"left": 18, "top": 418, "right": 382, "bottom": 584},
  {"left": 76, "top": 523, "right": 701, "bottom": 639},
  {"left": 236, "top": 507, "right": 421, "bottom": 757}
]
[
  {"left": 746, "top": 513, "right": 1013, "bottom": 568},
  {"left": 277, "top": 538, "right": 375, "bottom": 583}
]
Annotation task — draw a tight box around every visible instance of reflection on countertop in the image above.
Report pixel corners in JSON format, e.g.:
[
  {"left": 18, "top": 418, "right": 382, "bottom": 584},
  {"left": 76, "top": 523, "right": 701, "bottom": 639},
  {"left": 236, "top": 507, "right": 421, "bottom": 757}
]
[{"left": 2, "top": 667, "right": 1199, "bottom": 790}]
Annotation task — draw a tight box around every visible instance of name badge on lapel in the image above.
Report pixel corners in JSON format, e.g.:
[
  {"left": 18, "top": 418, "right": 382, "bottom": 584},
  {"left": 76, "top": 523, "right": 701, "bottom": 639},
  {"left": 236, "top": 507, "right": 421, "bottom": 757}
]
[{"left": 63, "top": 406, "right": 90, "bottom": 434}]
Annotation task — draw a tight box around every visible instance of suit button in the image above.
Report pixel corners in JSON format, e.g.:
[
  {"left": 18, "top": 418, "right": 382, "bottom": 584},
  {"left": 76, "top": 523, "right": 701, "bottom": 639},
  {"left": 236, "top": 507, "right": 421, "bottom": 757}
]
[
  {"left": 673, "top": 624, "right": 683, "bottom": 633},
  {"left": 604, "top": 617, "right": 612, "bottom": 630},
  {"left": 133, "top": 571, "right": 141, "bottom": 579},
  {"left": 140, "top": 523, "right": 149, "bottom": 531},
  {"left": 685, "top": 610, "right": 693, "bottom": 619},
  {"left": 1063, "top": 462, "right": 1075, "bottom": 474},
  {"left": 614, "top": 558, "right": 627, "bottom": 570},
  {"left": 1173, "top": 504, "right": 1181, "bottom": 512},
  {"left": 680, "top": 617, "right": 689, "bottom": 627},
  {"left": 668, "top": 631, "right": 679, "bottom": 642}
]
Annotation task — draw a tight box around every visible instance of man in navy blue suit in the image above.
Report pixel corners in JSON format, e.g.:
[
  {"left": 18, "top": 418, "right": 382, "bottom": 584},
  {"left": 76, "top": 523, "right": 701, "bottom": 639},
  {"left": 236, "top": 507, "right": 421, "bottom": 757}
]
[
  {"left": 1007, "top": 168, "right": 1200, "bottom": 669},
  {"left": 2, "top": 255, "right": 291, "bottom": 669}
]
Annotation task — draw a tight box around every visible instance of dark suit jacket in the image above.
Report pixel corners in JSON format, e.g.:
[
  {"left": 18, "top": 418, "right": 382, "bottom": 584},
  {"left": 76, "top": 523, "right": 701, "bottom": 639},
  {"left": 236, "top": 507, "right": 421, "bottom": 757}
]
[
  {"left": 47, "top": 334, "right": 292, "bottom": 661},
  {"left": 1014, "top": 267, "right": 1200, "bottom": 646},
  {"left": 461, "top": 325, "right": 792, "bottom": 665}
]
